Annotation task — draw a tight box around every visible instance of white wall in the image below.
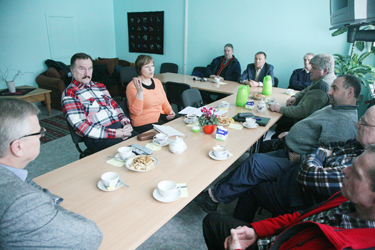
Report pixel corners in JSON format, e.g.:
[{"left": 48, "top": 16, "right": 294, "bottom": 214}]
[{"left": 0, "top": 0, "right": 117, "bottom": 89}]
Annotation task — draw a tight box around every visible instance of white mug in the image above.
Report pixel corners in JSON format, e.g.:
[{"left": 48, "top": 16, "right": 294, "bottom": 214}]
[
  {"left": 118, "top": 146, "right": 133, "bottom": 160},
  {"left": 157, "top": 180, "right": 180, "bottom": 198},
  {"left": 245, "top": 118, "right": 256, "bottom": 127},
  {"left": 153, "top": 133, "right": 169, "bottom": 144},
  {"left": 268, "top": 98, "right": 276, "bottom": 105},
  {"left": 213, "top": 145, "right": 228, "bottom": 159},
  {"left": 101, "top": 172, "right": 119, "bottom": 188},
  {"left": 286, "top": 89, "right": 295, "bottom": 95},
  {"left": 213, "top": 78, "right": 220, "bottom": 83}
]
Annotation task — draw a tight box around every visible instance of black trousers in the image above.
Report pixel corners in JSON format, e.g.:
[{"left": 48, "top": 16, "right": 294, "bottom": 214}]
[
  {"left": 233, "top": 166, "right": 308, "bottom": 223},
  {"left": 83, "top": 122, "right": 138, "bottom": 153},
  {"left": 203, "top": 213, "right": 258, "bottom": 250}
]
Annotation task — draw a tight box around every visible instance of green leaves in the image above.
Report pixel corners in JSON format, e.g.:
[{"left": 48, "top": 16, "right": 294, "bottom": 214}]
[{"left": 331, "top": 27, "right": 347, "bottom": 37}]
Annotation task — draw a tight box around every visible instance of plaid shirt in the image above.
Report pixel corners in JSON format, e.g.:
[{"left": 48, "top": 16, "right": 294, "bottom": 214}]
[
  {"left": 257, "top": 201, "right": 375, "bottom": 249},
  {"left": 62, "top": 80, "right": 130, "bottom": 139},
  {"left": 297, "top": 139, "right": 363, "bottom": 197}
]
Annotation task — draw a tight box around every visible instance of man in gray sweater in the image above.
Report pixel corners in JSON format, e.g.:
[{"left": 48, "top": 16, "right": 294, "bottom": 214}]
[
  {"left": 269, "top": 54, "right": 336, "bottom": 138},
  {"left": 194, "top": 74, "right": 361, "bottom": 213},
  {"left": 0, "top": 99, "right": 103, "bottom": 249}
]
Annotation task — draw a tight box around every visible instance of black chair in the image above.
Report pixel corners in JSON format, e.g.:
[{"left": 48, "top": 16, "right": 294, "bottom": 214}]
[
  {"left": 119, "top": 98, "right": 131, "bottom": 120},
  {"left": 66, "top": 121, "right": 93, "bottom": 159},
  {"left": 165, "top": 81, "right": 192, "bottom": 111},
  {"left": 274, "top": 77, "right": 279, "bottom": 87},
  {"left": 181, "top": 89, "right": 204, "bottom": 108},
  {"left": 120, "top": 66, "right": 138, "bottom": 98},
  {"left": 192, "top": 66, "right": 206, "bottom": 76},
  {"left": 160, "top": 63, "right": 178, "bottom": 74}
]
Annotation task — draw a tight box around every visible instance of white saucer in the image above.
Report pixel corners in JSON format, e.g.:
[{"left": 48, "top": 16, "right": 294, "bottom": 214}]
[
  {"left": 218, "top": 105, "right": 231, "bottom": 109},
  {"left": 153, "top": 188, "right": 181, "bottom": 202},
  {"left": 242, "top": 122, "right": 259, "bottom": 129},
  {"left": 115, "top": 152, "right": 136, "bottom": 161},
  {"left": 152, "top": 138, "right": 171, "bottom": 146},
  {"left": 209, "top": 150, "right": 230, "bottom": 161},
  {"left": 184, "top": 118, "right": 198, "bottom": 124},
  {"left": 97, "top": 178, "right": 123, "bottom": 192}
]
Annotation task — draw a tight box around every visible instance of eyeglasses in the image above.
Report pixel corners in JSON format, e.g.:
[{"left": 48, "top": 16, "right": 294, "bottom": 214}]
[
  {"left": 10, "top": 127, "right": 46, "bottom": 145},
  {"left": 358, "top": 117, "right": 375, "bottom": 128}
]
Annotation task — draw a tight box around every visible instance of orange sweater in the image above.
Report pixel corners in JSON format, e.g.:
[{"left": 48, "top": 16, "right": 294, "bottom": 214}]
[{"left": 126, "top": 78, "right": 172, "bottom": 127}]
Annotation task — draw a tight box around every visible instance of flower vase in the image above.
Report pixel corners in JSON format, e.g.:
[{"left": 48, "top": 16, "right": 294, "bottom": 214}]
[
  {"left": 6, "top": 81, "right": 16, "bottom": 93},
  {"left": 202, "top": 125, "right": 216, "bottom": 134}
]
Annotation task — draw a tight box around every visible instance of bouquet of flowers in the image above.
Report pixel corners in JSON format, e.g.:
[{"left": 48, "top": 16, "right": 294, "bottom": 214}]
[{"left": 198, "top": 107, "right": 218, "bottom": 127}]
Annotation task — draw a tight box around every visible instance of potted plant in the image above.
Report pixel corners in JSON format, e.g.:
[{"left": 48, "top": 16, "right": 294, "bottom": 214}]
[
  {"left": 198, "top": 107, "right": 218, "bottom": 134},
  {"left": 0, "top": 66, "right": 26, "bottom": 93}
]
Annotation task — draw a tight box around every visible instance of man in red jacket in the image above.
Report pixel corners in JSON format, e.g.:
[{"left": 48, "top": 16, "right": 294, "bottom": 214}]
[{"left": 203, "top": 146, "right": 375, "bottom": 250}]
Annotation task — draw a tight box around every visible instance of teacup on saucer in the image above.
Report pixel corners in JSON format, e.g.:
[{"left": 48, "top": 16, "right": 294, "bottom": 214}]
[
  {"left": 242, "top": 122, "right": 259, "bottom": 129},
  {"left": 153, "top": 138, "right": 170, "bottom": 146}
]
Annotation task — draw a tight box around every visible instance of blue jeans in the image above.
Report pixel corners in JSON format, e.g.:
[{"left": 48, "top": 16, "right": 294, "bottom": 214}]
[{"left": 214, "top": 150, "right": 299, "bottom": 204}]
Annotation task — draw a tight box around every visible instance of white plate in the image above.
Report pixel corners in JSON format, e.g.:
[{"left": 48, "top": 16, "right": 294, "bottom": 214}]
[
  {"left": 252, "top": 94, "right": 265, "bottom": 100},
  {"left": 242, "top": 122, "right": 259, "bottom": 129},
  {"left": 152, "top": 138, "right": 171, "bottom": 146},
  {"left": 152, "top": 188, "right": 181, "bottom": 202},
  {"left": 125, "top": 155, "right": 159, "bottom": 172},
  {"left": 209, "top": 150, "right": 230, "bottom": 161},
  {"left": 183, "top": 118, "right": 198, "bottom": 124},
  {"left": 97, "top": 178, "right": 123, "bottom": 192},
  {"left": 217, "top": 116, "right": 234, "bottom": 126},
  {"left": 115, "top": 152, "right": 136, "bottom": 161}
]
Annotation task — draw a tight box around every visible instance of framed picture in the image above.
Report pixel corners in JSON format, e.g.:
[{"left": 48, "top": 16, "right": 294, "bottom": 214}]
[{"left": 128, "top": 11, "right": 164, "bottom": 55}]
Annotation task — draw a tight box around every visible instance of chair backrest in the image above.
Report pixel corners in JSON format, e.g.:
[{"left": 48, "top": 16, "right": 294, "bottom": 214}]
[
  {"left": 181, "top": 89, "right": 203, "bottom": 108},
  {"left": 119, "top": 98, "right": 131, "bottom": 120},
  {"left": 160, "top": 63, "right": 178, "bottom": 74},
  {"left": 192, "top": 66, "right": 206, "bottom": 76},
  {"left": 120, "top": 66, "right": 138, "bottom": 88},
  {"left": 67, "top": 121, "right": 92, "bottom": 159},
  {"left": 165, "top": 81, "right": 192, "bottom": 111},
  {"left": 274, "top": 77, "right": 279, "bottom": 87}
]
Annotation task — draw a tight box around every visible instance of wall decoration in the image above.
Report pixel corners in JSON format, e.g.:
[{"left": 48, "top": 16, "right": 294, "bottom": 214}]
[{"left": 128, "top": 11, "right": 164, "bottom": 55}]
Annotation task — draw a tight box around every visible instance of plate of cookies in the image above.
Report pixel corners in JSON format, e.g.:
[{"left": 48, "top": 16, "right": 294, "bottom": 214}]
[{"left": 125, "top": 155, "right": 159, "bottom": 172}]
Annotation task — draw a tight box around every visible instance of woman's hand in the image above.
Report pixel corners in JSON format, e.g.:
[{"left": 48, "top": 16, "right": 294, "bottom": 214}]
[
  {"left": 166, "top": 110, "right": 175, "bottom": 120},
  {"left": 133, "top": 77, "right": 144, "bottom": 100}
]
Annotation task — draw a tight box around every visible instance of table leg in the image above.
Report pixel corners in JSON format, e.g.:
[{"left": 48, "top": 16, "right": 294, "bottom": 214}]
[{"left": 44, "top": 92, "right": 52, "bottom": 116}]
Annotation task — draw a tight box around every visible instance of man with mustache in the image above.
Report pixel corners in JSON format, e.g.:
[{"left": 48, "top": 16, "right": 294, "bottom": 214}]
[{"left": 62, "top": 53, "right": 137, "bottom": 154}]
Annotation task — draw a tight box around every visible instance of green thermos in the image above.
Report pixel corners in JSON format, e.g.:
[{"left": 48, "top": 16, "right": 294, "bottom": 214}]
[
  {"left": 236, "top": 85, "right": 250, "bottom": 107},
  {"left": 262, "top": 75, "right": 272, "bottom": 96}
]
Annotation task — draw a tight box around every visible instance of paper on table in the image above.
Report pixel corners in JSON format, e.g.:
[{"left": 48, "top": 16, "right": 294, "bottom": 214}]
[
  {"left": 229, "top": 123, "right": 243, "bottom": 130},
  {"left": 178, "top": 106, "right": 227, "bottom": 116},
  {"left": 146, "top": 143, "right": 161, "bottom": 151},
  {"left": 153, "top": 124, "right": 184, "bottom": 136},
  {"left": 106, "top": 158, "right": 125, "bottom": 167},
  {"left": 177, "top": 183, "right": 188, "bottom": 197}
]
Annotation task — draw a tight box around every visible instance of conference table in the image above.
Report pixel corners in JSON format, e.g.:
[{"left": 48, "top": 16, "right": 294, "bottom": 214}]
[{"left": 34, "top": 74, "right": 290, "bottom": 249}]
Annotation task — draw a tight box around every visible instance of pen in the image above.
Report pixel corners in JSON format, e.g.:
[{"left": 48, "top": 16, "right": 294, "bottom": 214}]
[{"left": 255, "top": 118, "right": 261, "bottom": 121}]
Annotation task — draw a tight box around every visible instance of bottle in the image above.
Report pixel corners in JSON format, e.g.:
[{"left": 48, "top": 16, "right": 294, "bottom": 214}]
[
  {"left": 236, "top": 85, "right": 250, "bottom": 107},
  {"left": 262, "top": 75, "right": 272, "bottom": 96}
]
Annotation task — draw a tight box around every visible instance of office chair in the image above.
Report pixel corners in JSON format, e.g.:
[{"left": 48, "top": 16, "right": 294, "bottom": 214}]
[
  {"left": 181, "top": 89, "right": 204, "bottom": 108},
  {"left": 120, "top": 66, "right": 138, "bottom": 98},
  {"left": 274, "top": 77, "right": 279, "bottom": 87},
  {"left": 165, "top": 81, "right": 192, "bottom": 111},
  {"left": 66, "top": 121, "right": 93, "bottom": 159},
  {"left": 192, "top": 66, "right": 206, "bottom": 77},
  {"left": 160, "top": 63, "right": 178, "bottom": 74},
  {"left": 119, "top": 98, "right": 131, "bottom": 120}
]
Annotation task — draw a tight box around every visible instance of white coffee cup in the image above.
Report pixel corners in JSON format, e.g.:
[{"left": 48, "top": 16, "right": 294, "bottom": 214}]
[
  {"left": 157, "top": 180, "right": 180, "bottom": 198},
  {"left": 213, "top": 78, "right": 220, "bottom": 83},
  {"left": 153, "top": 133, "right": 169, "bottom": 144},
  {"left": 101, "top": 172, "right": 119, "bottom": 188},
  {"left": 245, "top": 118, "right": 256, "bottom": 127},
  {"left": 268, "top": 98, "right": 276, "bottom": 105},
  {"left": 213, "top": 145, "right": 228, "bottom": 159},
  {"left": 185, "top": 114, "right": 198, "bottom": 123},
  {"left": 118, "top": 146, "right": 133, "bottom": 160},
  {"left": 220, "top": 101, "right": 230, "bottom": 108},
  {"left": 286, "top": 89, "right": 295, "bottom": 95}
]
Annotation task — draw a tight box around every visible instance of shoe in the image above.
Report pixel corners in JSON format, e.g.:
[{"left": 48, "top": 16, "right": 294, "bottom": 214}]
[{"left": 192, "top": 191, "right": 219, "bottom": 213}]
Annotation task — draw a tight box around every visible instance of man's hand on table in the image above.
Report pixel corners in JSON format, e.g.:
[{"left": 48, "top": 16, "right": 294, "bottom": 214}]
[
  {"left": 224, "top": 226, "right": 258, "bottom": 250},
  {"left": 286, "top": 96, "right": 296, "bottom": 106},
  {"left": 269, "top": 104, "right": 281, "bottom": 112}
]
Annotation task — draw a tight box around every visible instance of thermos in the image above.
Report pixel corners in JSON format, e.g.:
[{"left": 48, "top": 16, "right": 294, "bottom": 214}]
[
  {"left": 262, "top": 75, "right": 272, "bottom": 96},
  {"left": 236, "top": 85, "right": 250, "bottom": 107}
]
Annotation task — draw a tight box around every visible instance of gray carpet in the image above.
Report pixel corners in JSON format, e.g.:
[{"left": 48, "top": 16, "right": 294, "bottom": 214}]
[{"left": 28, "top": 104, "right": 272, "bottom": 249}]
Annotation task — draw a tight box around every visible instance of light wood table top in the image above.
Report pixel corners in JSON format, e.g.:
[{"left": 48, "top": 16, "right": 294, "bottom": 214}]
[
  {"left": 34, "top": 82, "right": 289, "bottom": 249},
  {"left": 154, "top": 72, "right": 241, "bottom": 94}
]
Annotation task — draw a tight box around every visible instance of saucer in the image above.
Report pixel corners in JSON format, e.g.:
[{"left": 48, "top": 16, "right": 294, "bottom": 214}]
[
  {"left": 97, "top": 178, "right": 123, "bottom": 192},
  {"left": 184, "top": 118, "right": 198, "bottom": 124},
  {"left": 152, "top": 138, "right": 171, "bottom": 146},
  {"left": 115, "top": 152, "right": 136, "bottom": 161},
  {"left": 242, "top": 122, "right": 259, "bottom": 129},
  {"left": 153, "top": 188, "right": 181, "bottom": 202},
  {"left": 209, "top": 150, "right": 230, "bottom": 161}
]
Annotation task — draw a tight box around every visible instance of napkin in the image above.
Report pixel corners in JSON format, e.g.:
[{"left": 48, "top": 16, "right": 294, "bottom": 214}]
[
  {"left": 186, "top": 122, "right": 199, "bottom": 127},
  {"left": 229, "top": 123, "right": 243, "bottom": 130},
  {"left": 177, "top": 183, "right": 188, "bottom": 197},
  {"left": 146, "top": 143, "right": 162, "bottom": 151},
  {"left": 216, "top": 81, "right": 227, "bottom": 85},
  {"left": 106, "top": 158, "right": 125, "bottom": 167}
]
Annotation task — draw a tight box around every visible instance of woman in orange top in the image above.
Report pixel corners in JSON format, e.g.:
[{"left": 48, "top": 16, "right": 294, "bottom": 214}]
[{"left": 126, "top": 55, "right": 175, "bottom": 133}]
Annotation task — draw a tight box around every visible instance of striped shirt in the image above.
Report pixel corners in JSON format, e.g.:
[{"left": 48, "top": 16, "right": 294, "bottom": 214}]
[{"left": 62, "top": 80, "right": 130, "bottom": 139}]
